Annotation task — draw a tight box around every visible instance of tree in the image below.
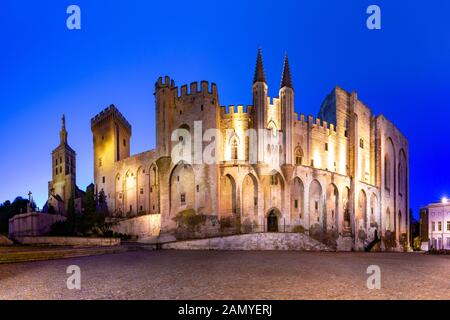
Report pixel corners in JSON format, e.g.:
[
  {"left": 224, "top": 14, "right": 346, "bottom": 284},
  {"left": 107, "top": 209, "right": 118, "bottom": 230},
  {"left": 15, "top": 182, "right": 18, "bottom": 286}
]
[{"left": 0, "top": 197, "right": 34, "bottom": 235}]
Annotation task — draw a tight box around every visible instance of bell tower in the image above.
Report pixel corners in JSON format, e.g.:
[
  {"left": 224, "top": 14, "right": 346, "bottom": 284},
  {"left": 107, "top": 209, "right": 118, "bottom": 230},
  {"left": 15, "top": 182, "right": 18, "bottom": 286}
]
[{"left": 49, "top": 114, "right": 76, "bottom": 210}]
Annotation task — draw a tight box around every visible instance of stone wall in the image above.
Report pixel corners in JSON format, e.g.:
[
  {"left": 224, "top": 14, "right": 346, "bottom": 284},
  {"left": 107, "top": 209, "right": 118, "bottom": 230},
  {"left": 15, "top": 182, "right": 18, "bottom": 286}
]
[
  {"left": 14, "top": 236, "right": 120, "bottom": 246},
  {"left": 162, "top": 232, "right": 333, "bottom": 251},
  {"left": 0, "top": 235, "right": 13, "bottom": 246},
  {"left": 9, "top": 212, "right": 66, "bottom": 238},
  {"left": 111, "top": 214, "right": 161, "bottom": 239}
]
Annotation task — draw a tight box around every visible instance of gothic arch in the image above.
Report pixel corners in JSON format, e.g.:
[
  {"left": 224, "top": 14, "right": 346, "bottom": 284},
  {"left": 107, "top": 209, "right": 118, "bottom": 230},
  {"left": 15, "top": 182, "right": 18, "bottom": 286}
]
[
  {"left": 124, "top": 170, "right": 136, "bottom": 216},
  {"left": 384, "top": 137, "right": 396, "bottom": 195},
  {"left": 308, "top": 179, "right": 323, "bottom": 227},
  {"left": 369, "top": 193, "right": 379, "bottom": 227},
  {"left": 342, "top": 187, "right": 351, "bottom": 232},
  {"left": 385, "top": 207, "right": 391, "bottom": 231},
  {"left": 115, "top": 173, "right": 123, "bottom": 216},
  {"left": 242, "top": 173, "right": 258, "bottom": 223},
  {"left": 170, "top": 162, "right": 195, "bottom": 216},
  {"left": 326, "top": 183, "right": 339, "bottom": 230},
  {"left": 398, "top": 149, "right": 407, "bottom": 197},
  {"left": 137, "top": 166, "right": 148, "bottom": 214},
  {"left": 294, "top": 146, "right": 304, "bottom": 166},
  {"left": 220, "top": 174, "right": 237, "bottom": 218},
  {"left": 149, "top": 163, "right": 159, "bottom": 214},
  {"left": 357, "top": 189, "right": 367, "bottom": 230},
  {"left": 291, "top": 177, "right": 305, "bottom": 222},
  {"left": 264, "top": 170, "right": 285, "bottom": 215}
]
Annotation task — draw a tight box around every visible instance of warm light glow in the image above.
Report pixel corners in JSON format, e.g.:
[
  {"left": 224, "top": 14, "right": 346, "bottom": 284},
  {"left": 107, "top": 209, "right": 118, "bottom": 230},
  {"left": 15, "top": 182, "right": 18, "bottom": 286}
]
[{"left": 442, "top": 196, "right": 448, "bottom": 204}]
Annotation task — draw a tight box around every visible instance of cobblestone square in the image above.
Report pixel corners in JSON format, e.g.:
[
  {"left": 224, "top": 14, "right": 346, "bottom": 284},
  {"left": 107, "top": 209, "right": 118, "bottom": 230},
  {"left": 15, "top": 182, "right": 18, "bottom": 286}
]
[{"left": 0, "top": 251, "right": 448, "bottom": 300}]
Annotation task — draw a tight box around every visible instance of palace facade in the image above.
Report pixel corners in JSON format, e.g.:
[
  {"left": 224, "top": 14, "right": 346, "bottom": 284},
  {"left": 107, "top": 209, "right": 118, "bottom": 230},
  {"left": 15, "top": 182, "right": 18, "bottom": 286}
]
[{"left": 80, "top": 50, "right": 409, "bottom": 250}]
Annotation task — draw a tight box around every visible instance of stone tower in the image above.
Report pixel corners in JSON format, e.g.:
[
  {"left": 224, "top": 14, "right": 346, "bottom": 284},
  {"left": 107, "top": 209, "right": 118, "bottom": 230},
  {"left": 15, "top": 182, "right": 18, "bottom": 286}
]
[
  {"left": 91, "top": 105, "right": 131, "bottom": 199},
  {"left": 280, "top": 54, "right": 294, "bottom": 165},
  {"left": 49, "top": 114, "right": 76, "bottom": 210},
  {"left": 252, "top": 49, "right": 268, "bottom": 163},
  {"left": 154, "top": 76, "right": 176, "bottom": 158}
]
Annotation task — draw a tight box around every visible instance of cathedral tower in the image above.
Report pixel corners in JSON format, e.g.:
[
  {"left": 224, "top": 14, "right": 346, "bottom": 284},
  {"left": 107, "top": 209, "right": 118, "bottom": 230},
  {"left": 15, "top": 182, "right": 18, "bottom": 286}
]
[{"left": 49, "top": 114, "right": 76, "bottom": 209}]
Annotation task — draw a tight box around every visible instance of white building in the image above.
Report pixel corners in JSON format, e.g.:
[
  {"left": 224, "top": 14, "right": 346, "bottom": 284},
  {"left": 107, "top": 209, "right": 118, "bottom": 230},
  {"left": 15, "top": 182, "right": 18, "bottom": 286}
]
[{"left": 427, "top": 201, "right": 450, "bottom": 250}]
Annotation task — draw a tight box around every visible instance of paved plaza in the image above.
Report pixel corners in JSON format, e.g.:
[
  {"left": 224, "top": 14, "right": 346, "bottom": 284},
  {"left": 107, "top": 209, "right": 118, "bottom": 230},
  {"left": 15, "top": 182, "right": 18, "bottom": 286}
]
[{"left": 0, "top": 250, "right": 448, "bottom": 300}]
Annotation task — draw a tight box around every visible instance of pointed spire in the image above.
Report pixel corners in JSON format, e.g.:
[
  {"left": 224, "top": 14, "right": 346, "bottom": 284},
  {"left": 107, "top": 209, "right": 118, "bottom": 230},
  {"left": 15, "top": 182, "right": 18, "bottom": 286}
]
[
  {"left": 60, "top": 114, "right": 68, "bottom": 145},
  {"left": 253, "top": 48, "right": 267, "bottom": 84},
  {"left": 280, "top": 54, "right": 293, "bottom": 89}
]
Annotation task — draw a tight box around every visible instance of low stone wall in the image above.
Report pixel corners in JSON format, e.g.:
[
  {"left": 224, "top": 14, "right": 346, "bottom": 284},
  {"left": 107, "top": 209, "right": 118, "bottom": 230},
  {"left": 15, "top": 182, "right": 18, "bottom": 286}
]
[
  {"left": 162, "top": 232, "right": 333, "bottom": 251},
  {"left": 0, "top": 235, "right": 13, "bottom": 246},
  {"left": 111, "top": 214, "right": 161, "bottom": 239},
  {"left": 15, "top": 236, "right": 120, "bottom": 247},
  {"left": 9, "top": 212, "right": 66, "bottom": 238}
]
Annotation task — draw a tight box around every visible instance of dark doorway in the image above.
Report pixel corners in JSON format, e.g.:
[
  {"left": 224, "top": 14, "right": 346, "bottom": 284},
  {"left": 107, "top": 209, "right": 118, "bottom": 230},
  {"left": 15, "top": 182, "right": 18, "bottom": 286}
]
[{"left": 267, "top": 210, "right": 279, "bottom": 232}]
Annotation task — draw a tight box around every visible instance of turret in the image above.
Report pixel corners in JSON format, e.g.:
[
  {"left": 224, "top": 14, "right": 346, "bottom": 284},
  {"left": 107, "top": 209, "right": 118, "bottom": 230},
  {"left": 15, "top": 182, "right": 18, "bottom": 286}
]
[
  {"left": 252, "top": 49, "right": 268, "bottom": 163},
  {"left": 279, "top": 54, "right": 294, "bottom": 164},
  {"left": 155, "top": 76, "right": 176, "bottom": 157}
]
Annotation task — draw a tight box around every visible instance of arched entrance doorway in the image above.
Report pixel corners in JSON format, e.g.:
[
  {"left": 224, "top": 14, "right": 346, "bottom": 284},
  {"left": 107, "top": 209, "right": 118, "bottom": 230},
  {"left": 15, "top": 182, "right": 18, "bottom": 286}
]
[{"left": 267, "top": 208, "right": 280, "bottom": 232}]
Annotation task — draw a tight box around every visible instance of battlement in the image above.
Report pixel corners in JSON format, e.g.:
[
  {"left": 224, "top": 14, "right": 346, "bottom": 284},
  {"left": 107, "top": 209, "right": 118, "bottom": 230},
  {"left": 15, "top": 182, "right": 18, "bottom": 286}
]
[
  {"left": 176, "top": 80, "right": 218, "bottom": 98},
  {"left": 293, "top": 113, "right": 337, "bottom": 133},
  {"left": 91, "top": 104, "right": 132, "bottom": 133},
  {"left": 220, "top": 105, "right": 252, "bottom": 118},
  {"left": 155, "top": 76, "right": 176, "bottom": 89}
]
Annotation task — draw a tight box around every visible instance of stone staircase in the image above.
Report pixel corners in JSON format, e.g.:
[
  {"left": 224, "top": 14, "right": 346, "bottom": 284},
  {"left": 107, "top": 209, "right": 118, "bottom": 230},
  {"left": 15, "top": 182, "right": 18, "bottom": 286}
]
[{"left": 162, "top": 232, "right": 334, "bottom": 251}]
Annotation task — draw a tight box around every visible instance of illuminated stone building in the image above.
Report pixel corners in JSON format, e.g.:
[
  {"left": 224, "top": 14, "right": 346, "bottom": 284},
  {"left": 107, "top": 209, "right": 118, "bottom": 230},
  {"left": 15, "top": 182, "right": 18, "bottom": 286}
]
[{"left": 90, "top": 50, "right": 410, "bottom": 251}]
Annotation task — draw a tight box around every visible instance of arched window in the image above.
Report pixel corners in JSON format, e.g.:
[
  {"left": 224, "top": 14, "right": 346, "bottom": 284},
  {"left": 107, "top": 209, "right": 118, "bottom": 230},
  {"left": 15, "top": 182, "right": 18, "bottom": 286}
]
[
  {"left": 384, "top": 155, "right": 390, "bottom": 192},
  {"left": 231, "top": 138, "right": 239, "bottom": 160},
  {"left": 295, "top": 147, "right": 304, "bottom": 166}
]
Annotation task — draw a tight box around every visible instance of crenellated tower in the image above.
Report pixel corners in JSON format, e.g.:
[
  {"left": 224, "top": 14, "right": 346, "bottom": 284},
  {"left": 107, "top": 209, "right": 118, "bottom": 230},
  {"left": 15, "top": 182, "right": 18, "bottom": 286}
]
[
  {"left": 91, "top": 105, "right": 131, "bottom": 197},
  {"left": 154, "top": 76, "right": 177, "bottom": 158}
]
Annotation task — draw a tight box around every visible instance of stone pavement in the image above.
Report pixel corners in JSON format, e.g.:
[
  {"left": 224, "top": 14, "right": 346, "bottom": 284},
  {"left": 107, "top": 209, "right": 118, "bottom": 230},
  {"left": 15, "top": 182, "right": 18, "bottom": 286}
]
[{"left": 0, "top": 250, "right": 448, "bottom": 300}]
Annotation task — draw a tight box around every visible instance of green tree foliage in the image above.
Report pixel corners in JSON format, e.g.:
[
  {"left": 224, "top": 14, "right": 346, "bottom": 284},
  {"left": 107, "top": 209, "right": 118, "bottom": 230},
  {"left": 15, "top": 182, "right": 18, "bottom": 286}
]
[
  {"left": 50, "top": 187, "right": 114, "bottom": 237},
  {"left": 0, "top": 197, "right": 34, "bottom": 235}
]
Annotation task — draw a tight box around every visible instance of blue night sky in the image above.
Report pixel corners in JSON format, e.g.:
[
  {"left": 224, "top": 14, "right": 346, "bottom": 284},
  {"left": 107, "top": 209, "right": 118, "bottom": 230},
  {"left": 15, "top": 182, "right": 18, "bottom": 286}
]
[{"left": 1, "top": 1, "right": 449, "bottom": 218}]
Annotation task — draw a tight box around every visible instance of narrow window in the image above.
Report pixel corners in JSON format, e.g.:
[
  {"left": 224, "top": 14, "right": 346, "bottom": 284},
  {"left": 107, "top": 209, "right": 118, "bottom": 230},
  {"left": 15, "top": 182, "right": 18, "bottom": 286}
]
[
  {"left": 438, "top": 221, "right": 442, "bottom": 231},
  {"left": 360, "top": 139, "right": 364, "bottom": 148},
  {"left": 325, "top": 143, "right": 328, "bottom": 151},
  {"left": 102, "top": 176, "right": 105, "bottom": 184},
  {"left": 294, "top": 199, "right": 298, "bottom": 209},
  {"left": 196, "top": 185, "right": 199, "bottom": 192},
  {"left": 140, "top": 205, "right": 143, "bottom": 212},
  {"left": 123, "top": 139, "right": 126, "bottom": 147},
  {"left": 315, "top": 201, "right": 319, "bottom": 211},
  {"left": 180, "top": 193, "right": 186, "bottom": 205},
  {"left": 140, "top": 188, "right": 144, "bottom": 195}
]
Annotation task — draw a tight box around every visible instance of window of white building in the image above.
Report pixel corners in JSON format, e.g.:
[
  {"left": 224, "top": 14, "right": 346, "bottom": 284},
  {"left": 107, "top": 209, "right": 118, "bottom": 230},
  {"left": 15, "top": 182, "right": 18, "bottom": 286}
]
[
  {"left": 432, "top": 222, "right": 435, "bottom": 231},
  {"left": 438, "top": 221, "right": 442, "bottom": 231}
]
